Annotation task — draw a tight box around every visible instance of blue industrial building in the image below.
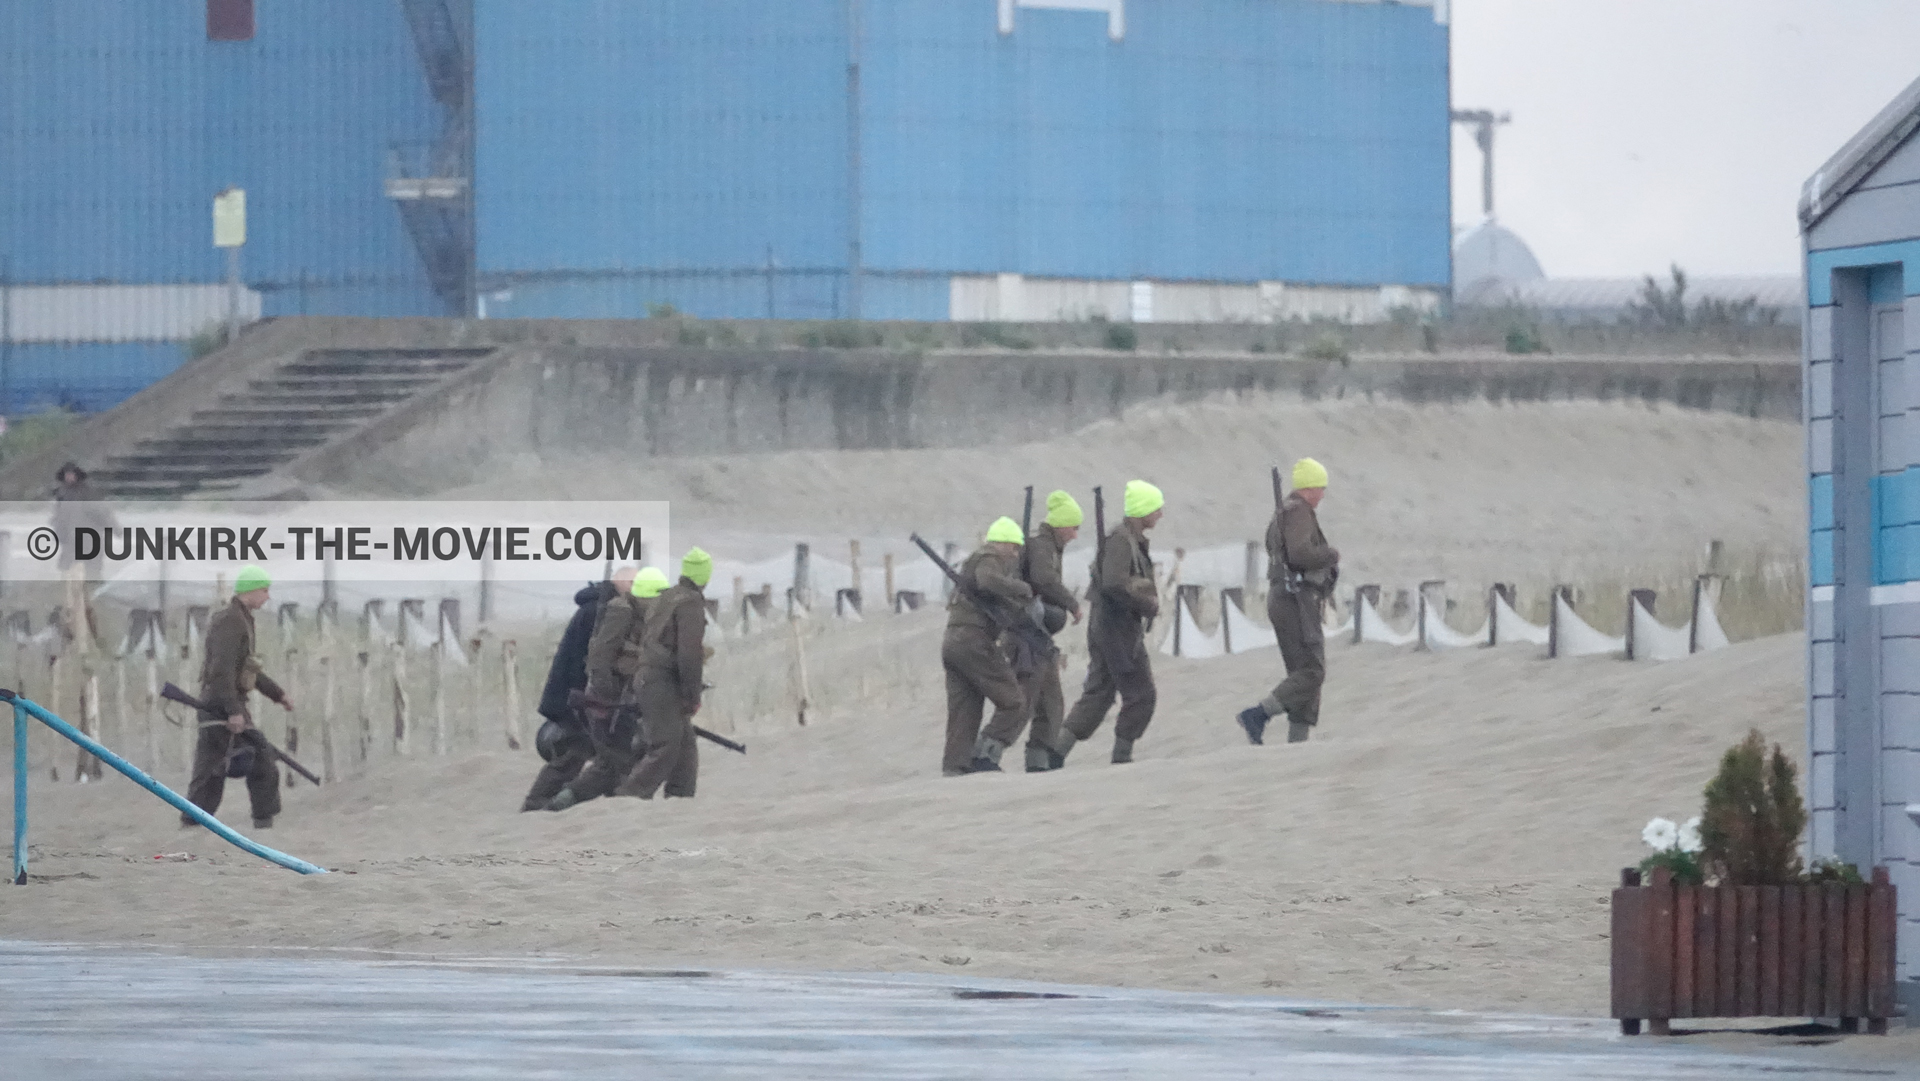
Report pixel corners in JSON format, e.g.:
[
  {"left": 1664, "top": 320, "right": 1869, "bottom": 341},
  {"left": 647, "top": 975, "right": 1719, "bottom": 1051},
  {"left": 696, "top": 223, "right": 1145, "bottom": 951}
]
[
  {"left": 1799, "top": 72, "right": 1920, "bottom": 1008},
  {"left": 0, "top": 0, "right": 1451, "bottom": 410}
]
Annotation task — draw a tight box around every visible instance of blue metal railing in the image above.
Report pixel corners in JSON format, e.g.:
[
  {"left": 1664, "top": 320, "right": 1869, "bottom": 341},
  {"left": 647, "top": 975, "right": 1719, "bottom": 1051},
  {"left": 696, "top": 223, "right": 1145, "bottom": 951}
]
[{"left": 6, "top": 690, "right": 327, "bottom": 881}]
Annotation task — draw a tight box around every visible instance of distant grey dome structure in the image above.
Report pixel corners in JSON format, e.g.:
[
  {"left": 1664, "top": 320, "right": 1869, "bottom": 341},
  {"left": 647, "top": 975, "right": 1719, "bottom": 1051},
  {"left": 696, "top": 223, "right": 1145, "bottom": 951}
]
[{"left": 1452, "top": 219, "right": 1545, "bottom": 304}]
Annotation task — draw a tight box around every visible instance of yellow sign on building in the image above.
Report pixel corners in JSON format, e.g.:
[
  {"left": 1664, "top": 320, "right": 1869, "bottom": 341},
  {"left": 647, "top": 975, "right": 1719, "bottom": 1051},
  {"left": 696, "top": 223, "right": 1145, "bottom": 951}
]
[{"left": 213, "top": 188, "right": 247, "bottom": 248}]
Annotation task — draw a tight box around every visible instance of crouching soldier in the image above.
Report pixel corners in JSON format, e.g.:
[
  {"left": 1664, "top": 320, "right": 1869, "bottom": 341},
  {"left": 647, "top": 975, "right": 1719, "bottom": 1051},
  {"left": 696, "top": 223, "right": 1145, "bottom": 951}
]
[
  {"left": 521, "top": 569, "right": 633, "bottom": 811},
  {"left": 545, "top": 566, "right": 670, "bottom": 811}
]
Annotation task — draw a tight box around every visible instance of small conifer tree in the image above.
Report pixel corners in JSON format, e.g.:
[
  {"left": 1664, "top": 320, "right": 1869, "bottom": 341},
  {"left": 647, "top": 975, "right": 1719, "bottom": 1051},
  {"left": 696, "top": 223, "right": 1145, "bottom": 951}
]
[{"left": 1698, "top": 729, "right": 1807, "bottom": 886}]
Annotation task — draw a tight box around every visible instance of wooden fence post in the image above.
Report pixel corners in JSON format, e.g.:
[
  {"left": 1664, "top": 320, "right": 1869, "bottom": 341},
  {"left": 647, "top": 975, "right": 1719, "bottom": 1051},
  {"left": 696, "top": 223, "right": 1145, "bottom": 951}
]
[
  {"left": 429, "top": 640, "right": 446, "bottom": 756},
  {"left": 391, "top": 642, "right": 410, "bottom": 755},
  {"left": 76, "top": 663, "right": 102, "bottom": 781},
  {"left": 47, "top": 649, "right": 64, "bottom": 780},
  {"left": 355, "top": 650, "right": 372, "bottom": 766},
  {"left": 317, "top": 653, "right": 336, "bottom": 784},
  {"left": 502, "top": 639, "right": 522, "bottom": 750}
]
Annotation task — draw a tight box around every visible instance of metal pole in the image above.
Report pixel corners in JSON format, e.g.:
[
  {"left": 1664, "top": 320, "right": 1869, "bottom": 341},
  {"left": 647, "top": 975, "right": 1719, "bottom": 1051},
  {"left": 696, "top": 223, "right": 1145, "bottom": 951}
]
[
  {"left": 225, "top": 245, "right": 241, "bottom": 344},
  {"left": 844, "top": 0, "right": 863, "bottom": 320},
  {"left": 1, "top": 253, "right": 12, "bottom": 419},
  {"left": 12, "top": 702, "right": 26, "bottom": 884},
  {"left": 3, "top": 690, "right": 324, "bottom": 875}
]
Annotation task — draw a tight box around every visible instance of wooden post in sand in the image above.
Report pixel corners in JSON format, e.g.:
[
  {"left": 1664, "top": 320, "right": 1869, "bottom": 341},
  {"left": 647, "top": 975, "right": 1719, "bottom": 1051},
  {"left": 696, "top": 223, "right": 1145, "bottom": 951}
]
[
  {"left": 502, "top": 639, "right": 523, "bottom": 751},
  {"left": 76, "top": 663, "right": 103, "bottom": 781},
  {"left": 47, "top": 649, "right": 65, "bottom": 780},
  {"left": 883, "top": 553, "right": 895, "bottom": 611},
  {"left": 429, "top": 639, "right": 446, "bottom": 756},
  {"left": 317, "top": 653, "right": 337, "bottom": 784},
  {"left": 792, "top": 543, "right": 811, "bottom": 612},
  {"left": 789, "top": 593, "right": 811, "bottom": 727},
  {"left": 355, "top": 650, "right": 373, "bottom": 766},
  {"left": 848, "top": 539, "right": 862, "bottom": 611},
  {"left": 111, "top": 654, "right": 128, "bottom": 756},
  {"left": 391, "top": 641, "right": 411, "bottom": 755},
  {"left": 142, "top": 652, "right": 162, "bottom": 776}
]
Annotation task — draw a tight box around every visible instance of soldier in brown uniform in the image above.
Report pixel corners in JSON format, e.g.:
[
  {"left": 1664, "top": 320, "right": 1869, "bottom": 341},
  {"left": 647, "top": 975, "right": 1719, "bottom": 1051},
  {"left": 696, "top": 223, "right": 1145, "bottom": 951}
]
[
  {"left": 544, "top": 566, "right": 669, "bottom": 811},
  {"left": 942, "top": 517, "right": 1034, "bottom": 776},
  {"left": 1054, "top": 480, "right": 1163, "bottom": 766},
  {"left": 1237, "top": 457, "right": 1339, "bottom": 745},
  {"left": 977, "top": 492, "right": 1083, "bottom": 773},
  {"left": 182, "top": 565, "right": 295, "bottom": 829},
  {"left": 622, "top": 548, "right": 712, "bottom": 800}
]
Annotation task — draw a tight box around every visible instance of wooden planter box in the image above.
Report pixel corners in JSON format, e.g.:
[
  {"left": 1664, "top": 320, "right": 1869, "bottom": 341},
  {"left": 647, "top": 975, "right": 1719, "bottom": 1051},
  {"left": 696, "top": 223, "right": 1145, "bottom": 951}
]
[{"left": 1611, "top": 866, "right": 1898, "bottom": 1035}]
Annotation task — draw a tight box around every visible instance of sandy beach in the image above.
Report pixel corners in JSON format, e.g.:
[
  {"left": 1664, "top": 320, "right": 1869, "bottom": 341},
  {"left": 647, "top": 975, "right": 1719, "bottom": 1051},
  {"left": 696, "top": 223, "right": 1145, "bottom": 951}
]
[
  {"left": 5, "top": 393, "right": 1876, "bottom": 1048},
  {"left": 1, "top": 623, "right": 1813, "bottom": 1018}
]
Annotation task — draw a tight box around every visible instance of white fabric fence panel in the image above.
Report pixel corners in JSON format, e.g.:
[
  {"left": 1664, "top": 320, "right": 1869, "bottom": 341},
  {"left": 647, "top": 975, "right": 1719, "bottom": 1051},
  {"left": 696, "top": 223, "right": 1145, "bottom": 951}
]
[
  {"left": 1491, "top": 592, "right": 1550, "bottom": 646},
  {"left": 1159, "top": 594, "right": 1224, "bottom": 659},
  {"left": 1420, "top": 596, "right": 1487, "bottom": 649},
  {"left": 1628, "top": 598, "right": 1693, "bottom": 661},
  {"left": 1357, "top": 594, "right": 1417, "bottom": 647},
  {"left": 1693, "top": 590, "right": 1731, "bottom": 653},
  {"left": 1551, "top": 593, "right": 1623, "bottom": 657},
  {"left": 1223, "top": 592, "right": 1273, "bottom": 655}
]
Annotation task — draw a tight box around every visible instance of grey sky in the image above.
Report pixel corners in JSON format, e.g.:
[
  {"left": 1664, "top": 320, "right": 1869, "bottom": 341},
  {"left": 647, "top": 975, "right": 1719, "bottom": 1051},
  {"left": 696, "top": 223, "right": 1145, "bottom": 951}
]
[{"left": 1450, "top": 0, "right": 1920, "bottom": 278}]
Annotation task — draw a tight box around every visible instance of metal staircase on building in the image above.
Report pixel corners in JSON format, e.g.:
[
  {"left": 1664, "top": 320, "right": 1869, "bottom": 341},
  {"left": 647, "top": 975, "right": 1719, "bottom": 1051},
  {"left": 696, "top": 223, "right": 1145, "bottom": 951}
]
[
  {"left": 388, "top": 0, "right": 475, "bottom": 315},
  {"left": 91, "top": 349, "right": 493, "bottom": 499}
]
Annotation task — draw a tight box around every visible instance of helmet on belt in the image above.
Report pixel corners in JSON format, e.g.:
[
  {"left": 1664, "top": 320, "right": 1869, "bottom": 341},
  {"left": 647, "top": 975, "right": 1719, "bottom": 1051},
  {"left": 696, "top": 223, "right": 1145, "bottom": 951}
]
[
  {"left": 224, "top": 743, "right": 256, "bottom": 779},
  {"left": 534, "top": 718, "right": 569, "bottom": 763},
  {"left": 1041, "top": 603, "right": 1069, "bottom": 635}
]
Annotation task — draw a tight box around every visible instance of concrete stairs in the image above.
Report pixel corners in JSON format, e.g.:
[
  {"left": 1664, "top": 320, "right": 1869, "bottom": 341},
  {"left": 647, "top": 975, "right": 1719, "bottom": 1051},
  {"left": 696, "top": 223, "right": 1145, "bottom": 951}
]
[{"left": 91, "top": 348, "right": 493, "bottom": 498}]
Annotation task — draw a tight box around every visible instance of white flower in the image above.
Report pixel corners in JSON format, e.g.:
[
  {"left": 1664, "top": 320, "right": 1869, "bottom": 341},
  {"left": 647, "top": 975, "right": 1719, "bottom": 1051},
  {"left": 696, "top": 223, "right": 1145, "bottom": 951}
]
[
  {"left": 1677, "top": 817, "right": 1703, "bottom": 854},
  {"left": 1642, "top": 817, "right": 1679, "bottom": 851}
]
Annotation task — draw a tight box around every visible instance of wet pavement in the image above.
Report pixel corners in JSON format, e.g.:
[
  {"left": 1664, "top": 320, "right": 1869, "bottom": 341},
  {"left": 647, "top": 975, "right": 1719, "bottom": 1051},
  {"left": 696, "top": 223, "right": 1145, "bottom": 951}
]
[{"left": 0, "top": 941, "right": 1907, "bottom": 1079}]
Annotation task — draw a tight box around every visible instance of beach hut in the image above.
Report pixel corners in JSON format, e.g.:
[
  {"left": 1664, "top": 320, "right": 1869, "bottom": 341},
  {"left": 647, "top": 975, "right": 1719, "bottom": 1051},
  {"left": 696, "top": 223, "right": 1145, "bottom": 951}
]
[{"left": 1800, "top": 73, "right": 1920, "bottom": 1011}]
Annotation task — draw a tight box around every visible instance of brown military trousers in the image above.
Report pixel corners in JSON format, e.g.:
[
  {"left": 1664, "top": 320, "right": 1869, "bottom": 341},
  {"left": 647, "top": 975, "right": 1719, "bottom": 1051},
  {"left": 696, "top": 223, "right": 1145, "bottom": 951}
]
[
  {"left": 941, "top": 625, "right": 1026, "bottom": 773},
  {"left": 182, "top": 722, "right": 281, "bottom": 824},
  {"left": 1060, "top": 629, "right": 1156, "bottom": 746},
  {"left": 619, "top": 675, "right": 699, "bottom": 799},
  {"left": 985, "top": 647, "right": 1064, "bottom": 752},
  {"left": 566, "top": 706, "right": 640, "bottom": 803},
  {"left": 1262, "top": 587, "right": 1326, "bottom": 728}
]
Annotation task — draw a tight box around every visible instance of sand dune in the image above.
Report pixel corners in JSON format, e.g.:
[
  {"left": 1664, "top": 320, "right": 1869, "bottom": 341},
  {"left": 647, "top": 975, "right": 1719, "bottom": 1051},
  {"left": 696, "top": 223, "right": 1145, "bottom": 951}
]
[
  {"left": 1, "top": 617, "right": 1806, "bottom": 1019},
  {"left": 419, "top": 396, "right": 1802, "bottom": 594}
]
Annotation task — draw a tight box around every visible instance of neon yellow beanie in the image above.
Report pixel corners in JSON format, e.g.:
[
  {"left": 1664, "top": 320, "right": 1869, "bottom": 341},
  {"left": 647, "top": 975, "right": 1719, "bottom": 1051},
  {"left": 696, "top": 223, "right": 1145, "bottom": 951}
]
[
  {"left": 1291, "top": 457, "right": 1329, "bottom": 490},
  {"left": 1123, "top": 480, "right": 1164, "bottom": 518},
  {"left": 985, "top": 516, "right": 1025, "bottom": 545},
  {"left": 680, "top": 547, "right": 713, "bottom": 588},
  {"left": 631, "top": 567, "right": 671, "bottom": 598},
  {"left": 1044, "top": 490, "right": 1083, "bottom": 528},
  {"left": 234, "top": 564, "right": 271, "bottom": 594}
]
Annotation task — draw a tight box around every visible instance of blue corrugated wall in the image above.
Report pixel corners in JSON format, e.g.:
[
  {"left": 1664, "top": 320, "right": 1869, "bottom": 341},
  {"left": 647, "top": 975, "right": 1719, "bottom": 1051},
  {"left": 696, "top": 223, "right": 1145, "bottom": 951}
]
[
  {"left": 476, "top": 0, "right": 1450, "bottom": 320},
  {"left": 0, "top": 0, "right": 443, "bottom": 408}
]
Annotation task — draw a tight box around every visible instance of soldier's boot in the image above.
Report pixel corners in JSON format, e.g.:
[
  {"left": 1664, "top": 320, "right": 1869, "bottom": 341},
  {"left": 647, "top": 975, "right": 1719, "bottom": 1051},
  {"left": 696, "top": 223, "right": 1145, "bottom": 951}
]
[
  {"left": 1111, "top": 738, "right": 1134, "bottom": 765},
  {"left": 544, "top": 786, "right": 582, "bottom": 811},
  {"left": 941, "top": 767, "right": 970, "bottom": 778},
  {"left": 969, "top": 734, "right": 1008, "bottom": 773},
  {"left": 519, "top": 796, "right": 546, "bottom": 813},
  {"left": 1049, "top": 729, "right": 1079, "bottom": 768},
  {"left": 1236, "top": 704, "right": 1270, "bottom": 746},
  {"left": 252, "top": 817, "right": 273, "bottom": 830},
  {"left": 1287, "top": 720, "right": 1311, "bottom": 744},
  {"left": 1024, "top": 746, "right": 1054, "bottom": 773}
]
